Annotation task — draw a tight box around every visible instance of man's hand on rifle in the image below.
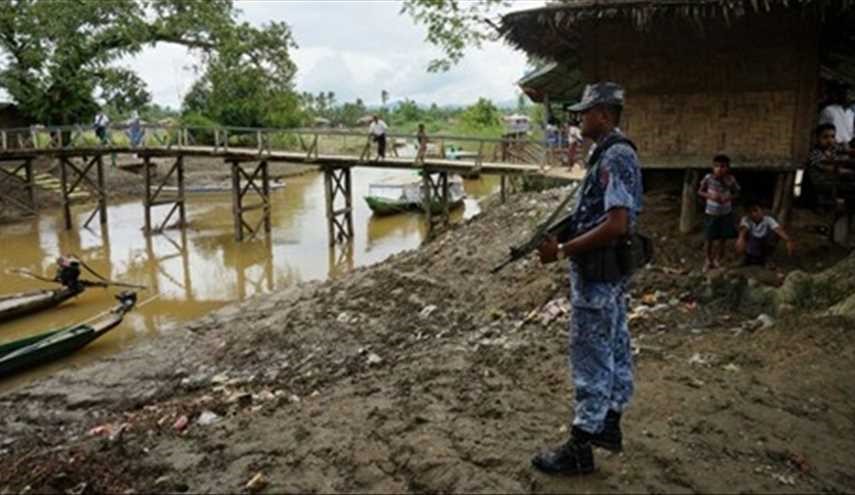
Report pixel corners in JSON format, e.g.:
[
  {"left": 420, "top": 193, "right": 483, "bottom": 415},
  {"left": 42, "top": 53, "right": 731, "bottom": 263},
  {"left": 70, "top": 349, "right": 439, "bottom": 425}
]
[{"left": 537, "top": 236, "right": 560, "bottom": 264}]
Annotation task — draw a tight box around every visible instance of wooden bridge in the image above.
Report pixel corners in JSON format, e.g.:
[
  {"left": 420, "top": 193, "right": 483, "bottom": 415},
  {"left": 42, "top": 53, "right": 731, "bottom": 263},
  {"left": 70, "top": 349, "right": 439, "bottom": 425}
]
[{"left": 0, "top": 124, "right": 580, "bottom": 244}]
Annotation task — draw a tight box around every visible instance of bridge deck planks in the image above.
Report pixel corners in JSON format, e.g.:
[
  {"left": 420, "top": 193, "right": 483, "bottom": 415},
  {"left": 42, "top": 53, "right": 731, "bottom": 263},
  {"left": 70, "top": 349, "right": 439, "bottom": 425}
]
[{"left": 0, "top": 145, "right": 549, "bottom": 177}]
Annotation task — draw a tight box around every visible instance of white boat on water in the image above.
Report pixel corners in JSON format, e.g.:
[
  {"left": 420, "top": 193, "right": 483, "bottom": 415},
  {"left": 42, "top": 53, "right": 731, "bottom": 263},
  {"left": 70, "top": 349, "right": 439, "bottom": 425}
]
[{"left": 364, "top": 174, "right": 465, "bottom": 216}]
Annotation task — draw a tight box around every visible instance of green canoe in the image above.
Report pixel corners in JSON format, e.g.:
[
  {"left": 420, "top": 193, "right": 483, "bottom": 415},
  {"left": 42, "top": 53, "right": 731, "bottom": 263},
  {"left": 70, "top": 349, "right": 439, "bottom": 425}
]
[
  {"left": 0, "top": 292, "right": 137, "bottom": 378},
  {"left": 0, "top": 286, "right": 84, "bottom": 324}
]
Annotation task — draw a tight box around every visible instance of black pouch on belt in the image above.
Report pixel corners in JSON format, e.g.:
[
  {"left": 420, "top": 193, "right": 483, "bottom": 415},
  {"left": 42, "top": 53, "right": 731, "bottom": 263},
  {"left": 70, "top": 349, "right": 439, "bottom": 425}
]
[
  {"left": 577, "top": 233, "right": 653, "bottom": 282},
  {"left": 576, "top": 246, "right": 623, "bottom": 282}
]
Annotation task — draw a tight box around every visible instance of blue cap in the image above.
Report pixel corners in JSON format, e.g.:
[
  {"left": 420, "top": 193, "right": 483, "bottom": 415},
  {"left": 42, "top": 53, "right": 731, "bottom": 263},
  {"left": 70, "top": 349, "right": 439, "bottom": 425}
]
[{"left": 568, "top": 82, "right": 625, "bottom": 112}]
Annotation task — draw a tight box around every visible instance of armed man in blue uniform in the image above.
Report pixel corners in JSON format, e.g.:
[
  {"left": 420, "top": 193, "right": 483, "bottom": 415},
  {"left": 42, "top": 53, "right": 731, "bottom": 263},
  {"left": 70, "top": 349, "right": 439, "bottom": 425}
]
[{"left": 533, "top": 82, "right": 644, "bottom": 475}]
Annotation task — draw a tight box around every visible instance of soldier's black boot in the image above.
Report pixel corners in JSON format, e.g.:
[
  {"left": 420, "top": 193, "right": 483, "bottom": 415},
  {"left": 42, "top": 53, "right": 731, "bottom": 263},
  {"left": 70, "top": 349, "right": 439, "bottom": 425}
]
[
  {"left": 590, "top": 410, "right": 623, "bottom": 452},
  {"left": 531, "top": 427, "right": 595, "bottom": 475}
]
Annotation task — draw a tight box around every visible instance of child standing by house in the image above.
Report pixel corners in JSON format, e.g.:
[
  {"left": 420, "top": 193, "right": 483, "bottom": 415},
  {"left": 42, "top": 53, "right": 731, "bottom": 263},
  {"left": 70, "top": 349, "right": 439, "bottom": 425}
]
[
  {"left": 736, "top": 202, "right": 795, "bottom": 266},
  {"left": 698, "top": 154, "right": 741, "bottom": 271}
]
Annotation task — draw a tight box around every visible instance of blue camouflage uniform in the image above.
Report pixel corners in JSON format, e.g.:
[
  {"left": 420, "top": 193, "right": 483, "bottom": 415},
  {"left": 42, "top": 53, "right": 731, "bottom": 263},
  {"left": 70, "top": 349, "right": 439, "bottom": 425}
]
[{"left": 568, "top": 129, "right": 643, "bottom": 434}]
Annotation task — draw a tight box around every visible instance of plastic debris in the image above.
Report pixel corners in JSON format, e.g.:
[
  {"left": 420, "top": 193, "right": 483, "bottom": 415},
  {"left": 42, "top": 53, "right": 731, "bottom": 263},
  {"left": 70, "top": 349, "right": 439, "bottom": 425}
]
[
  {"left": 173, "top": 415, "right": 189, "bottom": 432},
  {"left": 197, "top": 410, "right": 220, "bottom": 426}
]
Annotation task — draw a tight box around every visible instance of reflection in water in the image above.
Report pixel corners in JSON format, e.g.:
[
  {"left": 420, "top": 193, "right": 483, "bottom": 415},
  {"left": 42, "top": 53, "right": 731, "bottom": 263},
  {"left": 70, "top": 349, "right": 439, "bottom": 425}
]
[{"left": 0, "top": 168, "right": 499, "bottom": 388}]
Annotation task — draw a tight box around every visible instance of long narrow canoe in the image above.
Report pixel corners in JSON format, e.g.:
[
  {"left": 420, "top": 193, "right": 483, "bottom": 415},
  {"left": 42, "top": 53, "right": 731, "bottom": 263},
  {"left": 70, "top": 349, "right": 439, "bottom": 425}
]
[
  {"left": 0, "top": 292, "right": 137, "bottom": 378},
  {"left": 0, "top": 286, "right": 84, "bottom": 324}
]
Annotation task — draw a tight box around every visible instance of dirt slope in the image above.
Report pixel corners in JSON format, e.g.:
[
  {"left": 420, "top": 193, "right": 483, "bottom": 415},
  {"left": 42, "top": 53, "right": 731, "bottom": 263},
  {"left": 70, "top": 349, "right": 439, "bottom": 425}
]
[{"left": 1, "top": 188, "right": 853, "bottom": 493}]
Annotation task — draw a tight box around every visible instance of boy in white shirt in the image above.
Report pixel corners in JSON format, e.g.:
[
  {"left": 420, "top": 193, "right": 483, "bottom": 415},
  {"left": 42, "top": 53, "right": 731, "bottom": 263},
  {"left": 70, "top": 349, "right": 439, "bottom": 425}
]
[
  {"left": 93, "top": 111, "right": 110, "bottom": 145},
  {"left": 736, "top": 202, "right": 795, "bottom": 266}
]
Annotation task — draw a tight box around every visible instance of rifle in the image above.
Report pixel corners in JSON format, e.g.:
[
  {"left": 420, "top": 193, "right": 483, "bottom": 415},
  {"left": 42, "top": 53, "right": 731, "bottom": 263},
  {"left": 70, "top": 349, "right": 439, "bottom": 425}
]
[{"left": 491, "top": 180, "right": 583, "bottom": 274}]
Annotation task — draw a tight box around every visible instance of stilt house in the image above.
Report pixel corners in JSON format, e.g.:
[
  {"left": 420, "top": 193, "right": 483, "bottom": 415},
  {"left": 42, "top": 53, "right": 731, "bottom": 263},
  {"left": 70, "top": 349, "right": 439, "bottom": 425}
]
[{"left": 501, "top": 0, "right": 855, "bottom": 230}]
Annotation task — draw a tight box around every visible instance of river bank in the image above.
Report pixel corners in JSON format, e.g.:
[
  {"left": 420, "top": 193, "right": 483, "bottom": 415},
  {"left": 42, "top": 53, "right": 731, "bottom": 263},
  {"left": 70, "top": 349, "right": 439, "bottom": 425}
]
[{"left": 1, "top": 187, "right": 854, "bottom": 493}]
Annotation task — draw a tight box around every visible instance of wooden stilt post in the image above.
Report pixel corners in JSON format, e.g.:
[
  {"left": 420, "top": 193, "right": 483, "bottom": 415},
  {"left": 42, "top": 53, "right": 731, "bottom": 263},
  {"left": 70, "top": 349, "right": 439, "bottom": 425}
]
[
  {"left": 772, "top": 173, "right": 786, "bottom": 216},
  {"left": 60, "top": 157, "right": 72, "bottom": 230},
  {"left": 143, "top": 155, "right": 152, "bottom": 234},
  {"left": 180, "top": 227, "right": 193, "bottom": 300},
  {"left": 323, "top": 167, "right": 334, "bottom": 245},
  {"left": 96, "top": 155, "right": 107, "bottom": 224},
  {"left": 679, "top": 169, "right": 700, "bottom": 234},
  {"left": 501, "top": 175, "right": 507, "bottom": 203},
  {"left": 261, "top": 160, "right": 271, "bottom": 234},
  {"left": 323, "top": 166, "right": 353, "bottom": 245},
  {"left": 24, "top": 158, "right": 35, "bottom": 210},
  {"left": 776, "top": 172, "right": 796, "bottom": 225},
  {"left": 423, "top": 170, "right": 433, "bottom": 229},
  {"left": 344, "top": 166, "right": 353, "bottom": 238},
  {"left": 441, "top": 171, "right": 449, "bottom": 225},
  {"left": 177, "top": 155, "right": 186, "bottom": 226},
  {"left": 231, "top": 160, "right": 243, "bottom": 242}
]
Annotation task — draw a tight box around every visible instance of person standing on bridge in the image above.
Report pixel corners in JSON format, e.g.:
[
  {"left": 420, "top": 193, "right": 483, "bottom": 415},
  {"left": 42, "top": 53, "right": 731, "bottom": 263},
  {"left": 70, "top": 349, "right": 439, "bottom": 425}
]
[
  {"left": 93, "top": 110, "right": 110, "bottom": 146},
  {"left": 533, "top": 82, "right": 643, "bottom": 476},
  {"left": 369, "top": 115, "right": 388, "bottom": 160},
  {"left": 416, "top": 123, "right": 429, "bottom": 164}
]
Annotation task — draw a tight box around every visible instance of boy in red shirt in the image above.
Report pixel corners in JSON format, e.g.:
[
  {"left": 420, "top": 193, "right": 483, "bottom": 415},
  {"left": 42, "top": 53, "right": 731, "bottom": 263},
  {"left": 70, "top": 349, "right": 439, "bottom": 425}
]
[{"left": 698, "top": 154, "right": 741, "bottom": 271}]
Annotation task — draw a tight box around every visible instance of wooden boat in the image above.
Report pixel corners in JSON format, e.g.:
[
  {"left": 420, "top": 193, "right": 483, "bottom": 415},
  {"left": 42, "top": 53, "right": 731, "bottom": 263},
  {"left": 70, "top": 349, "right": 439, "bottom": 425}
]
[
  {"left": 365, "top": 174, "right": 465, "bottom": 216},
  {"left": 0, "top": 292, "right": 137, "bottom": 378},
  {"left": 0, "top": 286, "right": 84, "bottom": 324}
]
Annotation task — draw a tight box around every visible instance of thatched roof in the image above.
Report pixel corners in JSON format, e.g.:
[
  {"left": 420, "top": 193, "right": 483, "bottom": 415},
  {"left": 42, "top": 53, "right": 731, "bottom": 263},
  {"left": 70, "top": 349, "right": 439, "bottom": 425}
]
[{"left": 500, "top": 0, "right": 855, "bottom": 62}]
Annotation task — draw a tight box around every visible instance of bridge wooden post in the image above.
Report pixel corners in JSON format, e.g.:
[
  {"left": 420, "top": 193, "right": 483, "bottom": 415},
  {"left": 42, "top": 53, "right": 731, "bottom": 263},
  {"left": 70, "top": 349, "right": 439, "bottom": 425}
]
[
  {"left": 143, "top": 155, "right": 185, "bottom": 235},
  {"left": 323, "top": 165, "right": 353, "bottom": 245},
  {"left": 60, "top": 157, "right": 72, "bottom": 229},
  {"left": 679, "top": 169, "right": 701, "bottom": 234},
  {"left": 58, "top": 155, "right": 109, "bottom": 229},
  {"left": 177, "top": 155, "right": 186, "bottom": 227},
  {"left": 24, "top": 158, "right": 35, "bottom": 209},
  {"left": 422, "top": 170, "right": 450, "bottom": 236},
  {"left": 422, "top": 170, "right": 433, "bottom": 228},
  {"left": 230, "top": 160, "right": 242, "bottom": 241},
  {"left": 262, "top": 158, "right": 271, "bottom": 234},
  {"left": 0, "top": 159, "right": 38, "bottom": 217},
  {"left": 143, "top": 155, "right": 152, "bottom": 233},
  {"left": 82, "top": 154, "right": 107, "bottom": 227},
  {"left": 230, "top": 158, "right": 272, "bottom": 242}
]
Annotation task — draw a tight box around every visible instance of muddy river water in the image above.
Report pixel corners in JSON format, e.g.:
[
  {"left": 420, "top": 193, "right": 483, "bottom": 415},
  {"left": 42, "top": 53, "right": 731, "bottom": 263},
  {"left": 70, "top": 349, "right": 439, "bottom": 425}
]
[{"left": 0, "top": 168, "right": 499, "bottom": 388}]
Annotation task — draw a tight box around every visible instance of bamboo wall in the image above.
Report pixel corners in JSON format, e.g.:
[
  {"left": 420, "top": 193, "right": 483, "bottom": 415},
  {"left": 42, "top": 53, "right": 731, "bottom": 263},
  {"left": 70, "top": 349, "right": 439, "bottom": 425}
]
[{"left": 581, "top": 10, "right": 818, "bottom": 169}]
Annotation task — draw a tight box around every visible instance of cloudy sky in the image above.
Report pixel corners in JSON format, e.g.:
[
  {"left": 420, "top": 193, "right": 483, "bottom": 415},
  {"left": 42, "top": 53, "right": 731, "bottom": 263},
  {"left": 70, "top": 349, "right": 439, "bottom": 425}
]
[{"left": 124, "top": 0, "right": 543, "bottom": 110}]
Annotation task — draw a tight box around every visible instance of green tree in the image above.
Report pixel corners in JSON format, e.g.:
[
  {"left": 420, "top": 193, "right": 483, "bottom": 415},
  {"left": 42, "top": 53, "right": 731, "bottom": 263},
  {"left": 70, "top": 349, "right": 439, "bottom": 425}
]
[
  {"left": 381, "top": 89, "right": 390, "bottom": 109},
  {"left": 401, "top": 0, "right": 510, "bottom": 72},
  {"left": 460, "top": 98, "right": 501, "bottom": 129},
  {"left": 183, "top": 64, "right": 302, "bottom": 128},
  {"left": 339, "top": 98, "right": 367, "bottom": 127},
  {"left": 393, "top": 98, "right": 422, "bottom": 124},
  {"left": 0, "top": 0, "right": 295, "bottom": 125}
]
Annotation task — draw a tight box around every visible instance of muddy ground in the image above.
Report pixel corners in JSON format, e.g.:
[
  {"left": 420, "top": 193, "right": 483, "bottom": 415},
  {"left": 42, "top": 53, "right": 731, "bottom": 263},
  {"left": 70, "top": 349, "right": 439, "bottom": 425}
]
[
  {"left": 0, "top": 157, "right": 315, "bottom": 224},
  {"left": 1, "top": 187, "right": 854, "bottom": 493}
]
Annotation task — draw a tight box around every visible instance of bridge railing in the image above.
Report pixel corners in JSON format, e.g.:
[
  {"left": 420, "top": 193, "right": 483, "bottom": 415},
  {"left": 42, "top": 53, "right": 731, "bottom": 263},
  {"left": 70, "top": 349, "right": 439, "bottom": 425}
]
[{"left": 0, "top": 124, "right": 551, "bottom": 167}]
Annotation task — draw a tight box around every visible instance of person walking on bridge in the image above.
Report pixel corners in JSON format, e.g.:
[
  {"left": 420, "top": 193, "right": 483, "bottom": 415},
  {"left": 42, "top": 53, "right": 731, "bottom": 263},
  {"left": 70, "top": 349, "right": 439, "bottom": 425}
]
[
  {"left": 534, "top": 82, "right": 643, "bottom": 476},
  {"left": 369, "top": 115, "right": 388, "bottom": 160},
  {"left": 93, "top": 110, "right": 110, "bottom": 146}
]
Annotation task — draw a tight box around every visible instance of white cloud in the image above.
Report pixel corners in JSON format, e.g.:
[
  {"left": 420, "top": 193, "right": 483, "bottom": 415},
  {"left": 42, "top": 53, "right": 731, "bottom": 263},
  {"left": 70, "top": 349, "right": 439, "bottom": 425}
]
[{"left": 121, "top": 0, "right": 538, "bottom": 109}]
